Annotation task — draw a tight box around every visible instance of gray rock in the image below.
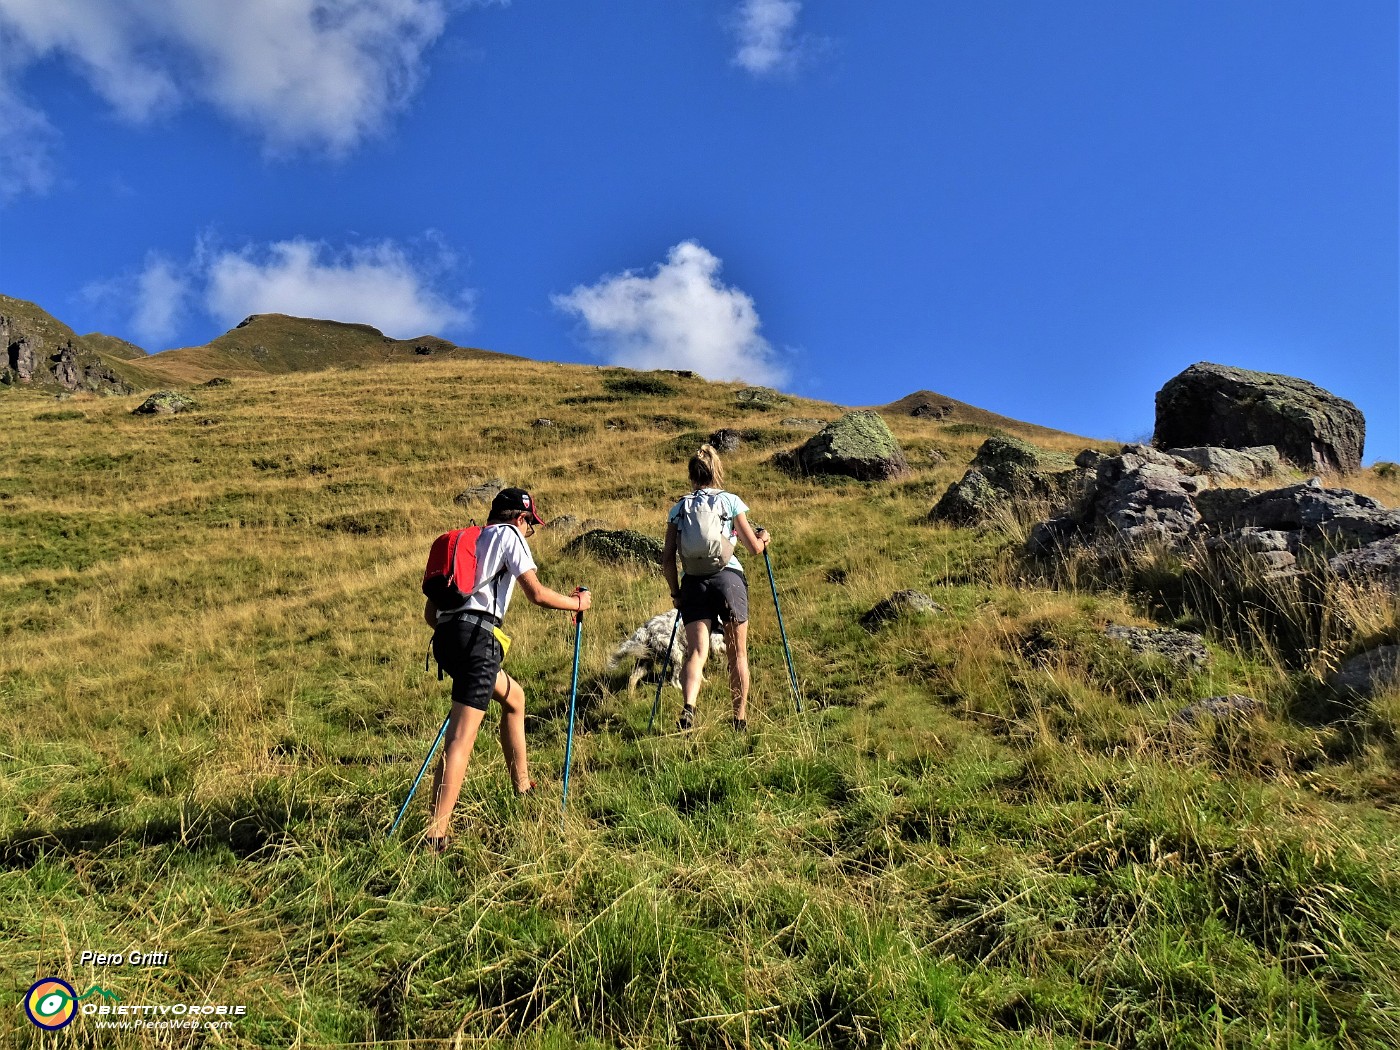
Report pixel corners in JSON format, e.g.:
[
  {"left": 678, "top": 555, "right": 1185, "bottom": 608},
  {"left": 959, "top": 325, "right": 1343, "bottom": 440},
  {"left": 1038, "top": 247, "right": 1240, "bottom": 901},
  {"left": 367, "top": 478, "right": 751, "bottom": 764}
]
[
  {"left": 1153, "top": 362, "right": 1365, "bottom": 473},
  {"left": 1098, "top": 462, "right": 1202, "bottom": 546},
  {"left": 1225, "top": 485, "right": 1400, "bottom": 547},
  {"left": 1166, "top": 445, "right": 1281, "bottom": 480},
  {"left": 132, "top": 391, "right": 197, "bottom": 415},
  {"left": 531, "top": 418, "right": 556, "bottom": 428},
  {"left": 709, "top": 428, "right": 743, "bottom": 453},
  {"left": 453, "top": 477, "right": 507, "bottom": 506},
  {"left": 1104, "top": 624, "right": 1211, "bottom": 669},
  {"left": 1328, "top": 535, "right": 1400, "bottom": 586},
  {"left": 548, "top": 515, "right": 580, "bottom": 531},
  {"left": 791, "top": 410, "right": 910, "bottom": 481},
  {"left": 1174, "top": 694, "right": 1264, "bottom": 725},
  {"left": 1328, "top": 646, "right": 1400, "bottom": 699},
  {"left": 860, "top": 590, "right": 943, "bottom": 631}
]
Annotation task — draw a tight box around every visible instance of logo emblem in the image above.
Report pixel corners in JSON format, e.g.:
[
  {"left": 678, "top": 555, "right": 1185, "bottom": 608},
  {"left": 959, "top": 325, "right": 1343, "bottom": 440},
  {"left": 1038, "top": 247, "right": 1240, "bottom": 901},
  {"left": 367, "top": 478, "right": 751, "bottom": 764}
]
[{"left": 25, "top": 978, "right": 77, "bottom": 1030}]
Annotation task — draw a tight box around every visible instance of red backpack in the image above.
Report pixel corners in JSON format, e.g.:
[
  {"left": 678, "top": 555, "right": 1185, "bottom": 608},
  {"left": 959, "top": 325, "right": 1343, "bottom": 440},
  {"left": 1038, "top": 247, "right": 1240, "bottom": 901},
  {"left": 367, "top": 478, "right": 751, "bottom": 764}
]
[{"left": 423, "top": 526, "right": 504, "bottom": 612}]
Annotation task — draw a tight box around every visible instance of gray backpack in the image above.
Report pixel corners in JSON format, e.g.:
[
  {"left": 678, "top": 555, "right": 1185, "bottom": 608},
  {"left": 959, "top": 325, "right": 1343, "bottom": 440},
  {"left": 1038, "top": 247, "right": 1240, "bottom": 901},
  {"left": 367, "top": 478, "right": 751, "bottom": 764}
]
[{"left": 676, "top": 490, "right": 736, "bottom": 577}]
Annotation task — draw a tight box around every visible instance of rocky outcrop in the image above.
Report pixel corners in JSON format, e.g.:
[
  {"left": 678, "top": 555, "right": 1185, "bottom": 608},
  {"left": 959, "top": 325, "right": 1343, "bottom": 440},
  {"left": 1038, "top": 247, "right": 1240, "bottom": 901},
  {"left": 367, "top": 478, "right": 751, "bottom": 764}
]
[
  {"left": 931, "top": 436, "right": 1081, "bottom": 525},
  {"left": 1154, "top": 363, "right": 1365, "bottom": 474},
  {"left": 1, "top": 301, "right": 134, "bottom": 394},
  {"left": 784, "top": 411, "right": 909, "bottom": 481},
  {"left": 1026, "top": 445, "right": 1400, "bottom": 589}
]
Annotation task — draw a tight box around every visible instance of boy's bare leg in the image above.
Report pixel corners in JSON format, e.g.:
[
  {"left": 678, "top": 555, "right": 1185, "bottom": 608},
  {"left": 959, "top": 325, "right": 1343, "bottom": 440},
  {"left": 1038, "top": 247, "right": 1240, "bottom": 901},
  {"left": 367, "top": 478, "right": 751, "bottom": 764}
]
[
  {"left": 426, "top": 702, "right": 487, "bottom": 838},
  {"left": 494, "top": 671, "right": 532, "bottom": 792},
  {"left": 680, "top": 620, "right": 710, "bottom": 710},
  {"left": 725, "top": 620, "right": 750, "bottom": 722}
]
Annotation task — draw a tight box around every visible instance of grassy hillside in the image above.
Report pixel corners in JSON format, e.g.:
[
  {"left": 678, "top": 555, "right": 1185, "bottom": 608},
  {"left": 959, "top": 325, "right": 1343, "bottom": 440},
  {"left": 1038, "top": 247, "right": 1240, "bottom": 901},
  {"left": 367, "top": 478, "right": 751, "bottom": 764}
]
[{"left": 2, "top": 359, "right": 1398, "bottom": 1048}]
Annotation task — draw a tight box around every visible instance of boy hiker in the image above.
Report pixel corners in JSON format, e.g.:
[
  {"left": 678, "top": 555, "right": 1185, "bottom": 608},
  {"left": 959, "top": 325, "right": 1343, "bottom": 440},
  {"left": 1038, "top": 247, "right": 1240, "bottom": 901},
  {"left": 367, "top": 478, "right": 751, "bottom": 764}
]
[{"left": 421, "top": 488, "right": 592, "bottom": 851}]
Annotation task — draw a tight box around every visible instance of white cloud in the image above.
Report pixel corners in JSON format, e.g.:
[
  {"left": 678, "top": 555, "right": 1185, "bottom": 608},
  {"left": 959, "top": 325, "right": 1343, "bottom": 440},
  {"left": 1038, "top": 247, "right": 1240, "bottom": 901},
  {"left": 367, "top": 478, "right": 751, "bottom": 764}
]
[
  {"left": 731, "top": 0, "right": 803, "bottom": 76},
  {"left": 553, "top": 240, "right": 787, "bottom": 385},
  {"left": 202, "top": 238, "right": 472, "bottom": 337},
  {"left": 0, "top": 0, "right": 452, "bottom": 181},
  {"left": 132, "top": 254, "right": 190, "bottom": 345},
  {"left": 0, "top": 78, "right": 57, "bottom": 199}
]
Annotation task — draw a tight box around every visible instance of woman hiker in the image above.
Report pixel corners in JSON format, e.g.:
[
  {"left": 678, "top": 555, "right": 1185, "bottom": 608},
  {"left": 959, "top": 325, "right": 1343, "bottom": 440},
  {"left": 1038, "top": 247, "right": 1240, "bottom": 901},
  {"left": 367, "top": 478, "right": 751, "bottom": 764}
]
[
  {"left": 422, "top": 487, "right": 591, "bottom": 851},
  {"left": 662, "top": 444, "right": 771, "bottom": 731}
]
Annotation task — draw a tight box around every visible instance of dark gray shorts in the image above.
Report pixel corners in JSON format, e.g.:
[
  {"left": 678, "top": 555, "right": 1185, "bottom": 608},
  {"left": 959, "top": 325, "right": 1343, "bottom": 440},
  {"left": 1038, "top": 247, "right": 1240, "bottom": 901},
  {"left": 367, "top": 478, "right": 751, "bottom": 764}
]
[
  {"left": 679, "top": 568, "right": 748, "bottom": 627},
  {"left": 432, "top": 613, "right": 504, "bottom": 711}
]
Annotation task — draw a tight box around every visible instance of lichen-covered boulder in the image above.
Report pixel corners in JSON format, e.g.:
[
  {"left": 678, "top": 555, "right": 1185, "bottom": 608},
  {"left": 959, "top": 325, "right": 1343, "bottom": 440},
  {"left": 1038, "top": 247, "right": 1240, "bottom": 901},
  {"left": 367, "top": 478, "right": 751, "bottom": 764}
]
[
  {"left": 930, "top": 435, "right": 1081, "bottom": 525},
  {"left": 860, "top": 590, "right": 943, "bottom": 631},
  {"left": 563, "top": 528, "right": 663, "bottom": 567},
  {"left": 930, "top": 469, "right": 1002, "bottom": 525},
  {"left": 1104, "top": 624, "right": 1211, "bottom": 669},
  {"left": 132, "top": 391, "right": 197, "bottom": 415},
  {"left": 792, "top": 411, "right": 909, "bottom": 481},
  {"left": 735, "top": 386, "right": 787, "bottom": 411},
  {"left": 1154, "top": 362, "right": 1365, "bottom": 473}
]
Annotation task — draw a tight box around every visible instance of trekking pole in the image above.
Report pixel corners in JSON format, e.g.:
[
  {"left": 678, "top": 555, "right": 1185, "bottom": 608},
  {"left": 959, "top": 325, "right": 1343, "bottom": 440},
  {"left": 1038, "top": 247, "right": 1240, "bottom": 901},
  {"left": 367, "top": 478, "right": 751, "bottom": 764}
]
[
  {"left": 388, "top": 712, "right": 451, "bottom": 838},
  {"left": 560, "top": 588, "right": 588, "bottom": 823},
  {"left": 762, "top": 546, "right": 803, "bottom": 714},
  {"left": 647, "top": 610, "right": 682, "bottom": 733}
]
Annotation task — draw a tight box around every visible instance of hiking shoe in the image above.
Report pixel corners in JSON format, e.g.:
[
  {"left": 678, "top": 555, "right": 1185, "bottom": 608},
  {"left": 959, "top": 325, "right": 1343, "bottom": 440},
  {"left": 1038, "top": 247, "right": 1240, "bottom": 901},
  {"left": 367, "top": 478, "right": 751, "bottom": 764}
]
[
  {"left": 514, "top": 780, "right": 536, "bottom": 798},
  {"left": 425, "top": 835, "right": 453, "bottom": 854},
  {"left": 677, "top": 705, "right": 696, "bottom": 731},
  {"left": 732, "top": 718, "right": 747, "bottom": 732}
]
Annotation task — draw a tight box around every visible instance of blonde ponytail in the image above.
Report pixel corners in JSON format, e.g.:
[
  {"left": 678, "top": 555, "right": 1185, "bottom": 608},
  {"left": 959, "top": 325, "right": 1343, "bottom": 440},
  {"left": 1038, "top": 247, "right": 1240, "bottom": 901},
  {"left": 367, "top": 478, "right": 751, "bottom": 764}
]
[{"left": 688, "top": 444, "right": 725, "bottom": 489}]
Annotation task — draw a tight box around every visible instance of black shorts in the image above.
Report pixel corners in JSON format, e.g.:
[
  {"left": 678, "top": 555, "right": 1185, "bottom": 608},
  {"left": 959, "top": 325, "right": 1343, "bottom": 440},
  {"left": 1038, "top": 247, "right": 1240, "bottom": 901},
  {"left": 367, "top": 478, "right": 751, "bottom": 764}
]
[
  {"left": 432, "top": 613, "right": 504, "bottom": 712},
  {"left": 679, "top": 567, "right": 748, "bottom": 627}
]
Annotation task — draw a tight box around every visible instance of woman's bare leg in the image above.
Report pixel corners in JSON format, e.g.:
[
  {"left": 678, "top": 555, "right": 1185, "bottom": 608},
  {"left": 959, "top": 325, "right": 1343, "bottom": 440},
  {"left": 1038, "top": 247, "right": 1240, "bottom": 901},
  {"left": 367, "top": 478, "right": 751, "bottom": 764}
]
[
  {"left": 494, "top": 671, "right": 531, "bottom": 792},
  {"left": 680, "top": 619, "right": 710, "bottom": 711},
  {"left": 724, "top": 620, "right": 750, "bottom": 722},
  {"left": 426, "top": 702, "right": 487, "bottom": 838}
]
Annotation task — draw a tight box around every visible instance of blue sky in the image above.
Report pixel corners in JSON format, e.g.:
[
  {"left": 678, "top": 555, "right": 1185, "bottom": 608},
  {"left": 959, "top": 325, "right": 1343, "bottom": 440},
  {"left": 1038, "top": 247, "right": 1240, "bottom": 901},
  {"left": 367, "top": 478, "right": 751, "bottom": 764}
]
[{"left": 2, "top": 1, "right": 1396, "bottom": 460}]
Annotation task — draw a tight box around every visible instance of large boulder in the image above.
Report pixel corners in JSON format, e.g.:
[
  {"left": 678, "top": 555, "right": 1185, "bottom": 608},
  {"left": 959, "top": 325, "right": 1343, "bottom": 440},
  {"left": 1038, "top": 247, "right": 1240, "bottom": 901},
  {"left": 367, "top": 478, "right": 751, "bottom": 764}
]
[
  {"left": 1153, "top": 363, "right": 1365, "bottom": 474},
  {"left": 790, "top": 411, "right": 909, "bottom": 481}
]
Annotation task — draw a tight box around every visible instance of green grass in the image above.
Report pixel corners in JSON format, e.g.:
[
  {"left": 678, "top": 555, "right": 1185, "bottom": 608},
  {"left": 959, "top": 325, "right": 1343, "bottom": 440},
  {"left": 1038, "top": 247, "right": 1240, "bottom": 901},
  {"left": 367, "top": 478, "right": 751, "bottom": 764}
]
[{"left": 1, "top": 357, "right": 1398, "bottom": 1048}]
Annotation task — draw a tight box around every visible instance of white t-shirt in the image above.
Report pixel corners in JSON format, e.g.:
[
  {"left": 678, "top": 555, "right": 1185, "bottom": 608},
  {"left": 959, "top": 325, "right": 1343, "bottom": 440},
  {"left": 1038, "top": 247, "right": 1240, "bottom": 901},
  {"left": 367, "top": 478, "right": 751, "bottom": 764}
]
[{"left": 440, "top": 523, "right": 537, "bottom": 622}]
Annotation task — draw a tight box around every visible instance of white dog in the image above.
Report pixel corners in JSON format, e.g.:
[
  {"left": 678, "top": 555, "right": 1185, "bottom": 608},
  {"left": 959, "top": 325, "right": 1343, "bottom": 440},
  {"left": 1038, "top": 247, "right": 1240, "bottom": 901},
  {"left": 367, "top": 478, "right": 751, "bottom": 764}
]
[{"left": 608, "top": 612, "right": 726, "bottom": 692}]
